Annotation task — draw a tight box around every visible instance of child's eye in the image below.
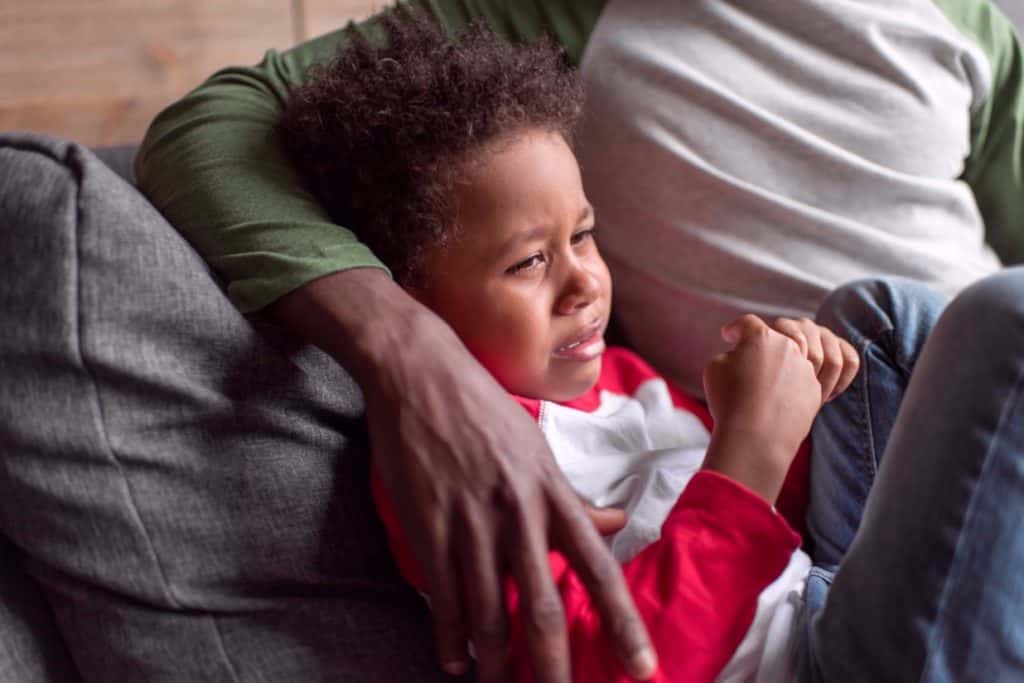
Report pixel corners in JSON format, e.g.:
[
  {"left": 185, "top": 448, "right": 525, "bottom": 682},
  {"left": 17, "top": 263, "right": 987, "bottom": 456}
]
[
  {"left": 507, "top": 253, "right": 546, "bottom": 275},
  {"left": 571, "top": 227, "right": 598, "bottom": 245}
]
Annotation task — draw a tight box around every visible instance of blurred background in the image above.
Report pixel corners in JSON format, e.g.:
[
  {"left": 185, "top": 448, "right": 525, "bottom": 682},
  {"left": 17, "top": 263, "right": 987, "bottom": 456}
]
[
  {"left": 0, "top": 0, "right": 379, "bottom": 147},
  {"left": 1002, "top": 0, "right": 1024, "bottom": 32},
  {"left": 1, "top": 0, "right": 1022, "bottom": 148}
]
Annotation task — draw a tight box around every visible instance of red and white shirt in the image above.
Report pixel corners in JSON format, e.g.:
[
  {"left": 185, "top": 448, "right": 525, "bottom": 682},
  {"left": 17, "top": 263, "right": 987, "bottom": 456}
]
[{"left": 374, "top": 347, "right": 811, "bottom": 682}]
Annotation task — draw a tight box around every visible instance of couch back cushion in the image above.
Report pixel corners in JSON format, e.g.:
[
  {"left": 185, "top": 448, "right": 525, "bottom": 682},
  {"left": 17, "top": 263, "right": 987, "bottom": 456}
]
[{"left": 0, "top": 133, "right": 444, "bottom": 681}]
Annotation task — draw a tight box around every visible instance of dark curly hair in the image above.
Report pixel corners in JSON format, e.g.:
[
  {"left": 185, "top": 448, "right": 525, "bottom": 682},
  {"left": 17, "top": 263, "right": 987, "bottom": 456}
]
[{"left": 279, "top": 9, "right": 584, "bottom": 287}]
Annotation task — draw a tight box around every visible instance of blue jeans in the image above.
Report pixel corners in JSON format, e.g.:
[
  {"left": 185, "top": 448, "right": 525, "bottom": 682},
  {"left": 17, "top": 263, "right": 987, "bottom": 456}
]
[
  {"left": 807, "top": 277, "right": 949, "bottom": 570},
  {"left": 799, "top": 267, "right": 1024, "bottom": 682}
]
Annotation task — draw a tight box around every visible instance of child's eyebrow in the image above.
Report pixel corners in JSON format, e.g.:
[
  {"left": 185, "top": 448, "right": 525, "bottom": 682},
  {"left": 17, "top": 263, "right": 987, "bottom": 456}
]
[
  {"left": 579, "top": 204, "right": 594, "bottom": 224},
  {"left": 496, "top": 204, "right": 595, "bottom": 255}
]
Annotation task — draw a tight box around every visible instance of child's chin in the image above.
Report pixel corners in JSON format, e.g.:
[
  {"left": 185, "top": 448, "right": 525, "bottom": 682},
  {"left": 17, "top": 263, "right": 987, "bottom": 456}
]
[
  {"left": 546, "top": 360, "right": 603, "bottom": 402},
  {"left": 508, "top": 357, "right": 603, "bottom": 402}
]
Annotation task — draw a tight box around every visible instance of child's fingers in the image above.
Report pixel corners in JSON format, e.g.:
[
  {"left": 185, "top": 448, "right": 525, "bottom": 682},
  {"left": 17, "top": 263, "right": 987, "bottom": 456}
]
[
  {"left": 802, "top": 323, "right": 825, "bottom": 373},
  {"left": 771, "top": 317, "right": 824, "bottom": 372},
  {"left": 583, "top": 502, "right": 628, "bottom": 535},
  {"left": 816, "top": 331, "right": 844, "bottom": 403},
  {"left": 721, "top": 314, "right": 768, "bottom": 345},
  {"left": 772, "top": 317, "right": 818, "bottom": 363},
  {"left": 770, "top": 317, "right": 808, "bottom": 357},
  {"left": 827, "top": 338, "right": 861, "bottom": 401}
]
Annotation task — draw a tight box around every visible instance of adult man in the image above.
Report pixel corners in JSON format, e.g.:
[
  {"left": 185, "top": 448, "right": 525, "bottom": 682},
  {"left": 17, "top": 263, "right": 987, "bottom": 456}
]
[{"left": 136, "top": 1, "right": 1024, "bottom": 680}]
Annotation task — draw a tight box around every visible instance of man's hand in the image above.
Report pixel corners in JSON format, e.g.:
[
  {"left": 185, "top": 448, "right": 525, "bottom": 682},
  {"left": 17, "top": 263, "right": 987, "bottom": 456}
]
[
  {"left": 272, "top": 269, "right": 656, "bottom": 683},
  {"left": 769, "top": 317, "right": 860, "bottom": 403}
]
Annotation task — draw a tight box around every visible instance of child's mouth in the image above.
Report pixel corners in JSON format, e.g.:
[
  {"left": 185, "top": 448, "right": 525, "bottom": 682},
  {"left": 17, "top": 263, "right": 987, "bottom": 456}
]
[{"left": 553, "top": 321, "right": 605, "bottom": 361}]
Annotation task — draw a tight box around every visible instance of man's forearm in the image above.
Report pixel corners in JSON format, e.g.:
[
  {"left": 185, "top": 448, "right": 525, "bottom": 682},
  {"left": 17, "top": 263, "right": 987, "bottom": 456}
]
[{"left": 269, "top": 268, "right": 459, "bottom": 388}]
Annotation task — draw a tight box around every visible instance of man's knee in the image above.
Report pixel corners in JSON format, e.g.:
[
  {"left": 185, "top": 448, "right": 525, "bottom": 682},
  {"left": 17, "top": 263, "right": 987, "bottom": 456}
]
[
  {"left": 940, "top": 267, "right": 1024, "bottom": 344},
  {"left": 815, "top": 277, "right": 945, "bottom": 349}
]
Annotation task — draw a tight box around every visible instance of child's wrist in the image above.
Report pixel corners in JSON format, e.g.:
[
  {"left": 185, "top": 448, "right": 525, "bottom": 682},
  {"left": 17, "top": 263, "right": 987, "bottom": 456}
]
[{"left": 701, "top": 427, "right": 796, "bottom": 503}]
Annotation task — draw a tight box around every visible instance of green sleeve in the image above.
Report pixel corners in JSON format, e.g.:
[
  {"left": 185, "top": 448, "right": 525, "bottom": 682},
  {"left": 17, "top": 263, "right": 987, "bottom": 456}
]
[
  {"left": 134, "top": 0, "right": 606, "bottom": 313},
  {"left": 935, "top": 0, "right": 1024, "bottom": 265}
]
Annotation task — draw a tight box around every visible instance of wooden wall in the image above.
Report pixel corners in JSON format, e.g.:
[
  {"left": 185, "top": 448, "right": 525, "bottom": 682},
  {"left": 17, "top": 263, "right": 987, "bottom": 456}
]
[
  {"left": 4, "top": 0, "right": 1023, "bottom": 148},
  {"left": 0, "top": 0, "right": 381, "bottom": 147}
]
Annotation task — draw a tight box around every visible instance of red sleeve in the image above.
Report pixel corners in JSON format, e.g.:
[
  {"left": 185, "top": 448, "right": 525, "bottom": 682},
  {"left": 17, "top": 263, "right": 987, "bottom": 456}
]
[
  {"left": 518, "top": 470, "right": 800, "bottom": 683},
  {"left": 776, "top": 439, "right": 809, "bottom": 540},
  {"left": 373, "top": 467, "right": 800, "bottom": 682},
  {"left": 596, "top": 347, "right": 810, "bottom": 540}
]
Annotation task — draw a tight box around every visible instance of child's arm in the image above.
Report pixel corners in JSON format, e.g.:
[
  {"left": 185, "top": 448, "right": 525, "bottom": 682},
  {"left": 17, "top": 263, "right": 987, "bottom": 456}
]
[
  {"left": 543, "top": 320, "right": 844, "bottom": 680},
  {"left": 702, "top": 314, "right": 858, "bottom": 503},
  {"left": 701, "top": 315, "right": 825, "bottom": 502},
  {"left": 545, "top": 471, "right": 801, "bottom": 683},
  {"left": 374, "top": 466, "right": 801, "bottom": 683},
  {"left": 375, "top": 322, "right": 848, "bottom": 681}
]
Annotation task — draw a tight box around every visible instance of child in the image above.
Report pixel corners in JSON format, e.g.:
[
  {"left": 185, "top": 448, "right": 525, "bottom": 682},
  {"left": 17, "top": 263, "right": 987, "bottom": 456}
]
[{"left": 280, "top": 12, "right": 861, "bottom": 681}]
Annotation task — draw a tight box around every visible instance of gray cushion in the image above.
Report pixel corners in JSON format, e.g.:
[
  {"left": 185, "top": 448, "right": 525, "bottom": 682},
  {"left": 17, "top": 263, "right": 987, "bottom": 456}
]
[
  {"left": 0, "top": 538, "right": 80, "bottom": 682},
  {"left": 0, "top": 133, "right": 447, "bottom": 681}
]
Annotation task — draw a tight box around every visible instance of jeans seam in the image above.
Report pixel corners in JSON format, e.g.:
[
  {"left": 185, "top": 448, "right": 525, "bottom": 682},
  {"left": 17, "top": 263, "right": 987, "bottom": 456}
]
[
  {"left": 881, "top": 326, "right": 914, "bottom": 380},
  {"left": 918, "top": 365, "right": 1024, "bottom": 682},
  {"left": 857, "top": 340, "right": 878, "bottom": 490}
]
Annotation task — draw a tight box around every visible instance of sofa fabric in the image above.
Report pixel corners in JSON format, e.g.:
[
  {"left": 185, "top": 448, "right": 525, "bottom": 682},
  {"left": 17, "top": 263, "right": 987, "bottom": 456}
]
[
  {"left": 0, "top": 537, "right": 80, "bottom": 682},
  {"left": 0, "top": 133, "right": 447, "bottom": 682}
]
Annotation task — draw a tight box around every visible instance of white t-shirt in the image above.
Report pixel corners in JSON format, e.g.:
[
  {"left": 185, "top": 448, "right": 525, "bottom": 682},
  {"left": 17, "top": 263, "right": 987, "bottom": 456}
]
[{"left": 578, "top": 0, "right": 1002, "bottom": 394}]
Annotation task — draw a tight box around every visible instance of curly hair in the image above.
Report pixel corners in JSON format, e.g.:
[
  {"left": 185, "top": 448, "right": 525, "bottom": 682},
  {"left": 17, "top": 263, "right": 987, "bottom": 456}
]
[{"left": 279, "top": 9, "right": 584, "bottom": 287}]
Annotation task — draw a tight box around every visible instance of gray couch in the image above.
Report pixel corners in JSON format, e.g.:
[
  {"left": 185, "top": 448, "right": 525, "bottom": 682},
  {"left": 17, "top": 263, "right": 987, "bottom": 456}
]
[{"left": 0, "top": 133, "right": 454, "bottom": 682}]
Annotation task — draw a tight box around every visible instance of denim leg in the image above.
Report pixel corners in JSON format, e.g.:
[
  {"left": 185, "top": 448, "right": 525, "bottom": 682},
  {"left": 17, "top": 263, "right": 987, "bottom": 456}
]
[
  {"left": 804, "top": 267, "right": 1024, "bottom": 682},
  {"left": 808, "top": 278, "right": 949, "bottom": 568}
]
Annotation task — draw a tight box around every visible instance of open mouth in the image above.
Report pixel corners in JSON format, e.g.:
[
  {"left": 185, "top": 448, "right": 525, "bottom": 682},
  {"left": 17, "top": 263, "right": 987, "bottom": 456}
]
[{"left": 553, "top": 320, "right": 605, "bottom": 361}]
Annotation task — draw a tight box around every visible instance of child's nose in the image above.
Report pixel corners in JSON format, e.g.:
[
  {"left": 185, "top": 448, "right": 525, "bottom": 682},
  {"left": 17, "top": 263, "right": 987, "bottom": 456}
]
[{"left": 557, "top": 263, "right": 600, "bottom": 315}]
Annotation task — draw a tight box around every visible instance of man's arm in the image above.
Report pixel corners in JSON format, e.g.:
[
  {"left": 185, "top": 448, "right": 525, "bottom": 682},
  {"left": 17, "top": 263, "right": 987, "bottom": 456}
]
[
  {"left": 936, "top": 0, "right": 1024, "bottom": 265},
  {"left": 272, "top": 268, "right": 657, "bottom": 681},
  {"left": 134, "top": 0, "right": 605, "bottom": 312},
  {"left": 134, "top": 3, "right": 656, "bottom": 681}
]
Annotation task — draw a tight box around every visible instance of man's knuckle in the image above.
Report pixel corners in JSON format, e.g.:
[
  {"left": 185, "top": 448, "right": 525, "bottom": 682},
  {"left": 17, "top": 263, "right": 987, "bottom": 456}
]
[
  {"left": 582, "top": 556, "right": 621, "bottom": 591},
  {"left": 493, "top": 478, "right": 538, "bottom": 516},
  {"left": 526, "top": 597, "right": 565, "bottom": 633},
  {"left": 476, "top": 616, "right": 509, "bottom": 643}
]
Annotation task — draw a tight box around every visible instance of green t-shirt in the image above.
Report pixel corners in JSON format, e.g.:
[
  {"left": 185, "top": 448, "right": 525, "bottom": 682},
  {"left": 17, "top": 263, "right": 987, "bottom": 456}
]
[
  {"left": 135, "top": 0, "right": 1024, "bottom": 313},
  {"left": 136, "top": 0, "right": 606, "bottom": 312}
]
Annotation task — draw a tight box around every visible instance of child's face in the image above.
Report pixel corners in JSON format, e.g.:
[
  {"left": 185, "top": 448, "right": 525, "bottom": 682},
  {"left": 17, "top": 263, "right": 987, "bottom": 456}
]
[{"left": 415, "top": 129, "right": 612, "bottom": 402}]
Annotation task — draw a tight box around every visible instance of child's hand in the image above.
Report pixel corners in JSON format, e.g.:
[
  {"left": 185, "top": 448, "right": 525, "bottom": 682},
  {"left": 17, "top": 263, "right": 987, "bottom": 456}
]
[
  {"left": 701, "top": 315, "right": 823, "bottom": 501},
  {"left": 769, "top": 317, "right": 860, "bottom": 403},
  {"left": 583, "top": 502, "right": 627, "bottom": 535},
  {"left": 705, "top": 314, "right": 822, "bottom": 454}
]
